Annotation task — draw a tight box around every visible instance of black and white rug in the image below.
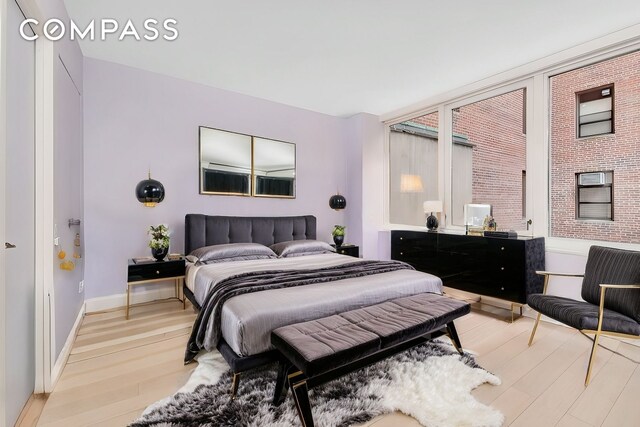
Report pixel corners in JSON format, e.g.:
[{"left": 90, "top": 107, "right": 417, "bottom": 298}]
[{"left": 131, "top": 341, "right": 503, "bottom": 427}]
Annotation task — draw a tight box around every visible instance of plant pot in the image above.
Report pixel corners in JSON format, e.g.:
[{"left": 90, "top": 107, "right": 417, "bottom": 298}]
[
  {"left": 333, "top": 235, "right": 344, "bottom": 248},
  {"left": 151, "top": 247, "right": 168, "bottom": 261}
]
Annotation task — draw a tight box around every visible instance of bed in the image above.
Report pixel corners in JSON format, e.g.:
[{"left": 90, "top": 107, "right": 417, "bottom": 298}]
[{"left": 182, "top": 214, "right": 443, "bottom": 379}]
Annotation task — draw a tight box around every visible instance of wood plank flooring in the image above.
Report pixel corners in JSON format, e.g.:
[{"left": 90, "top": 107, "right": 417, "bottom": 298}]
[{"left": 26, "top": 300, "right": 640, "bottom": 427}]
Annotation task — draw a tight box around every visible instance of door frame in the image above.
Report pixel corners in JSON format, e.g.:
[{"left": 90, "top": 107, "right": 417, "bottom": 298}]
[
  {"left": 1, "top": 0, "right": 10, "bottom": 422},
  {"left": 34, "top": 34, "right": 55, "bottom": 394}
]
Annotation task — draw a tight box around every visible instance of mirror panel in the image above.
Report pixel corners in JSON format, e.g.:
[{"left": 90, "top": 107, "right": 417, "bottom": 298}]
[
  {"left": 253, "top": 137, "right": 296, "bottom": 198},
  {"left": 199, "top": 127, "right": 252, "bottom": 195}
]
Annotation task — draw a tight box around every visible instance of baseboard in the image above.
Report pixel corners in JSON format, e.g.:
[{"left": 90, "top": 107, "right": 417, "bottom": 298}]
[
  {"left": 85, "top": 285, "right": 178, "bottom": 313},
  {"left": 50, "top": 303, "right": 85, "bottom": 388}
]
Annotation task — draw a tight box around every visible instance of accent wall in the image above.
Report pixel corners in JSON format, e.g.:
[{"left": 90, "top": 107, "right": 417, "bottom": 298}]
[{"left": 83, "top": 58, "right": 351, "bottom": 301}]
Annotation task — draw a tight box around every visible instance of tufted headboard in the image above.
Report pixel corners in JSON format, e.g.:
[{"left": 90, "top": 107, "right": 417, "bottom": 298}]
[{"left": 184, "top": 214, "right": 317, "bottom": 255}]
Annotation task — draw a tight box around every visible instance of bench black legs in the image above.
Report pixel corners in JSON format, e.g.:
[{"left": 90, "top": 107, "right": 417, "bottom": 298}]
[
  {"left": 273, "top": 361, "right": 294, "bottom": 405},
  {"left": 446, "top": 322, "right": 464, "bottom": 355},
  {"left": 291, "top": 380, "right": 314, "bottom": 427}
]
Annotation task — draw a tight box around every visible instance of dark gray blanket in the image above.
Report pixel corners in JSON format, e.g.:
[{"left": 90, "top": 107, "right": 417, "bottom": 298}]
[{"left": 184, "top": 260, "right": 414, "bottom": 363}]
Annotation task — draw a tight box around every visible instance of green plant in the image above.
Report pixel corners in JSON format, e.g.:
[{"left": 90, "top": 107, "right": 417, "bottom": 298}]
[
  {"left": 148, "top": 224, "right": 170, "bottom": 249},
  {"left": 332, "top": 225, "right": 345, "bottom": 236}
]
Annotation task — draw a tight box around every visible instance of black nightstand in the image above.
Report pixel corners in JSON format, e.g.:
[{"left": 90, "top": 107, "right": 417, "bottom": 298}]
[
  {"left": 127, "top": 258, "right": 186, "bottom": 319},
  {"left": 331, "top": 244, "right": 360, "bottom": 258}
]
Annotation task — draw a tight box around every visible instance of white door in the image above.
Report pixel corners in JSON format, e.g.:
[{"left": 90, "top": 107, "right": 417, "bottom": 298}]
[{"left": 2, "top": 1, "right": 36, "bottom": 425}]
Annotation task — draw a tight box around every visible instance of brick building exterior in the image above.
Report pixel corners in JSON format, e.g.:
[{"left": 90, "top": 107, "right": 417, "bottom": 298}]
[{"left": 550, "top": 50, "right": 640, "bottom": 243}]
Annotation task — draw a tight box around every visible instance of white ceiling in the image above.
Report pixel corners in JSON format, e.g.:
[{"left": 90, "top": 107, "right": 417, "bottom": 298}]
[{"left": 63, "top": 0, "right": 640, "bottom": 117}]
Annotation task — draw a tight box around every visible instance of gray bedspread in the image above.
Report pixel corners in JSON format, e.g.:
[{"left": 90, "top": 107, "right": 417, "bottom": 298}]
[{"left": 185, "top": 254, "right": 443, "bottom": 358}]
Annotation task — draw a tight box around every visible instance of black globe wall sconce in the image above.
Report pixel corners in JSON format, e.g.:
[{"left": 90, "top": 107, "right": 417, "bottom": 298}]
[{"left": 135, "top": 171, "right": 165, "bottom": 207}]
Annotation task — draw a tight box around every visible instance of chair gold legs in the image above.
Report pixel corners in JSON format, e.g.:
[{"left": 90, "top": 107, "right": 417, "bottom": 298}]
[
  {"left": 528, "top": 313, "right": 542, "bottom": 346},
  {"left": 585, "top": 331, "right": 601, "bottom": 386}
]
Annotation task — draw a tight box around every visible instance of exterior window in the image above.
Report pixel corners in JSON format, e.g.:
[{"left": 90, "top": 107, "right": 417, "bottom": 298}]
[
  {"left": 576, "top": 172, "right": 613, "bottom": 221},
  {"left": 389, "top": 111, "right": 439, "bottom": 226},
  {"left": 451, "top": 88, "right": 527, "bottom": 230},
  {"left": 577, "top": 85, "right": 614, "bottom": 138}
]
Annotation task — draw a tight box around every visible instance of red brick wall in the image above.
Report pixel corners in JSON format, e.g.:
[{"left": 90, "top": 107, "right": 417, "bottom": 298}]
[
  {"left": 550, "top": 50, "right": 640, "bottom": 243},
  {"left": 412, "top": 112, "right": 439, "bottom": 129},
  {"left": 454, "top": 89, "right": 527, "bottom": 230},
  {"left": 407, "top": 93, "right": 527, "bottom": 230}
]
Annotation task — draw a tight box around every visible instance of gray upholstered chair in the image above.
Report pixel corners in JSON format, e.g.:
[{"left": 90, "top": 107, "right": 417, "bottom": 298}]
[{"left": 527, "top": 245, "right": 640, "bottom": 385}]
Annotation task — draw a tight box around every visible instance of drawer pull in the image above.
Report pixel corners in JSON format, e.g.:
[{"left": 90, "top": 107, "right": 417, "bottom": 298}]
[
  {"left": 156, "top": 270, "right": 160, "bottom": 275},
  {"left": 501, "top": 247, "right": 505, "bottom": 251},
  {"left": 501, "top": 286, "right": 505, "bottom": 291},
  {"left": 400, "top": 237, "right": 403, "bottom": 240},
  {"left": 400, "top": 252, "right": 403, "bottom": 255}
]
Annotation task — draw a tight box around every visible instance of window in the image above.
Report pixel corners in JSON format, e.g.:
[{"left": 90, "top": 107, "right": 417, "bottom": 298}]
[
  {"left": 577, "top": 85, "right": 614, "bottom": 138},
  {"left": 450, "top": 88, "right": 527, "bottom": 230},
  {"left": 550, "top": 49, "right": 640, "bottom": 243},
  {"left": 576, "top": 171, "right": 613, "bottom": 221},
  {"left": 389, "top": 111, "right": 439, "bottom": 226}
]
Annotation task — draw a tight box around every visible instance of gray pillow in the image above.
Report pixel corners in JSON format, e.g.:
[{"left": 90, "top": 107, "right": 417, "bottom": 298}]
[
  {"left": 189, "top": 243, "right": 277, "bottom": 265},
  {"left": 270, "top": 240, "right": 335, "bottom": 258}
]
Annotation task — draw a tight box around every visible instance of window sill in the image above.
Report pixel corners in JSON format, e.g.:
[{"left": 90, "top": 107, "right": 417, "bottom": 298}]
[
  {"left": 575, "top": 133, "right": 615, "bottom": 141},
  {"left": 545, "top": 236, "right": 640, "bottom": 257}
]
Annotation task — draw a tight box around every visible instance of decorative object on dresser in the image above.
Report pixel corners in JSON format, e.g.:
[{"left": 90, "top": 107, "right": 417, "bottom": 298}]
[
  {"left": 135, "top": 170, "right": 165, "bottom": 207},
  {"left": 463, "top": 203, "right": 491, "bottom": 236},
  {"left": 126, "top": 257, "right": 185, "bottom": 319},
  {"left": 132, "top": 341, "right": 503, "bottom": 427},
  {"left": 423, "top": 200, "right": 443, "bottom": 231},
  {"left": 528, "top": 245, "right": 640, "bottom": 386},
  {"left": 331, "top": 224, "right": 345, "bottom": 247},
  {"left": 328, "top": 192, "right": 347, "bottom": 210},
  {"left": 391, "top": 230, "right": 545, "bottom": 319},
  {"left": 148, "top": 224, "right": 170, "bottom": 260},
  {"left": 331, "top": 243, "right": 359, "bottom": 257}
]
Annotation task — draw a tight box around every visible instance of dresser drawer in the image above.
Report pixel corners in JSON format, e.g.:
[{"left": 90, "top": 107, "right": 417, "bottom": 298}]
[{"left": 128, "top": 260, "right": 185, "bottom": 282}]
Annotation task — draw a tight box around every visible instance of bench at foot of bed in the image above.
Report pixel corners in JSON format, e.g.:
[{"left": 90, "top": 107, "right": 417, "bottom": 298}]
[{"left": 270, "top": 292, "right": 470, "bottom": 427}]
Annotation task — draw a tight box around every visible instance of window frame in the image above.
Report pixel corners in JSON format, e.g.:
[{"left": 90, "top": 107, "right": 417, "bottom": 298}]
[
  {"left": 442, "top": 80, "right": 535, "bottom": 233},
  {"left": 575, "top": 171, "right": 614, "bottom": 221},
  {"left": 576, "top": 84, "right": 615, "bottom": 138}
]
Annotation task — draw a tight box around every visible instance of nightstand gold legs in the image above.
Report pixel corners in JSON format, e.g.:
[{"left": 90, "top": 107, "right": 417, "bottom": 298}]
[
  {"left": 125, "top": 275, "right": 185, "bottom": 320},
  {"left": 126, "top": 284, "right": 130, "bottom": 320}
]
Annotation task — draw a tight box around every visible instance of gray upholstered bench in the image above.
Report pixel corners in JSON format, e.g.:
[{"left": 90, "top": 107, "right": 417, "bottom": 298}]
[{"left": 270, "top": 292, "right": 470, "bottom": 427}]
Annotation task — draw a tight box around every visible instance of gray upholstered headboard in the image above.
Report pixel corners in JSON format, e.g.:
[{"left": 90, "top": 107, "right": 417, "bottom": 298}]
[{"left": 184, "top": 214, "right": 317, "bottom": 255}]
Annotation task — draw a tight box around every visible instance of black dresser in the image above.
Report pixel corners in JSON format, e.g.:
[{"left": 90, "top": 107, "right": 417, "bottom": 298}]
[{"left": 391, "top": 231, "right": 545, "bottom": 304}]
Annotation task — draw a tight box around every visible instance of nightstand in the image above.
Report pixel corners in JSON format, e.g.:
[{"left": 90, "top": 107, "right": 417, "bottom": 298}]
[
  {"left": 127, "top": 258, "right": 186, "bottom": 319},
  {"left": 331, "top": 244, "right": 360, "bottom": 258}
]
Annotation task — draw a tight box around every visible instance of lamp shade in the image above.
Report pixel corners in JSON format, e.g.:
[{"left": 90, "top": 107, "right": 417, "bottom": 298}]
[
  {"left": 329, "top": 194, "right": 347, "bottom": 210},
  {"left": 136, "top": 173, "right": 165, "bottom": 207},
  {"left": 423, "top": 200, "right": 443, "bottom": 213}
]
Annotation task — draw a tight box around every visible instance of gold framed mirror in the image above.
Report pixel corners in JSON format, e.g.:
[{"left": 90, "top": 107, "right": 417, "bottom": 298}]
[{"left": 199, "top": 126, "right": 296, "bottom": 198}]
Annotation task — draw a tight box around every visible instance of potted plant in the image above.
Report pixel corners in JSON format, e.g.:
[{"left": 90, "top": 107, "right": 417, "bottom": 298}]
[
  {"left": 332, "top": 225, "right": 345, "bottom": 248},
  {"left": 148, "top": 224, "right": 170, "bottom": 261}
]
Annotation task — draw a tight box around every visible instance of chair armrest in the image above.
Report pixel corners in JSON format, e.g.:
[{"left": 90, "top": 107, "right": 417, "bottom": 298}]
[
  {"left": 536, "top": 271, "right": 584, "bottom": 278},
  {"left": 594, "top": 283, "right": 640, "bottom": 333},
  {"left": 599, "top": 283, "right": 640, "bottom": 289}
]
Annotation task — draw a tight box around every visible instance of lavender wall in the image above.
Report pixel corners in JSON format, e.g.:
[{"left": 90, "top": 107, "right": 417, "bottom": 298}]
[
  {"left": 53, "top": 50, "right": 84, "bottom": 359},
  {"left": 83, "top": 58, "right": 350, "bottom": 300}
]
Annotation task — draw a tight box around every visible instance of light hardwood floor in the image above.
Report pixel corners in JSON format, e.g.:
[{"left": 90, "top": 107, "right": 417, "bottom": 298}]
[{"left": 24, "top": 299, "right": 640, "bottom": 427}]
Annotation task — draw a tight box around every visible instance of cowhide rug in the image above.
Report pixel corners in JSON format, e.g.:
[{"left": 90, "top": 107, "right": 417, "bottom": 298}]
[{"left": 131, "top": 341, "right": 503, "bottom": 427}]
